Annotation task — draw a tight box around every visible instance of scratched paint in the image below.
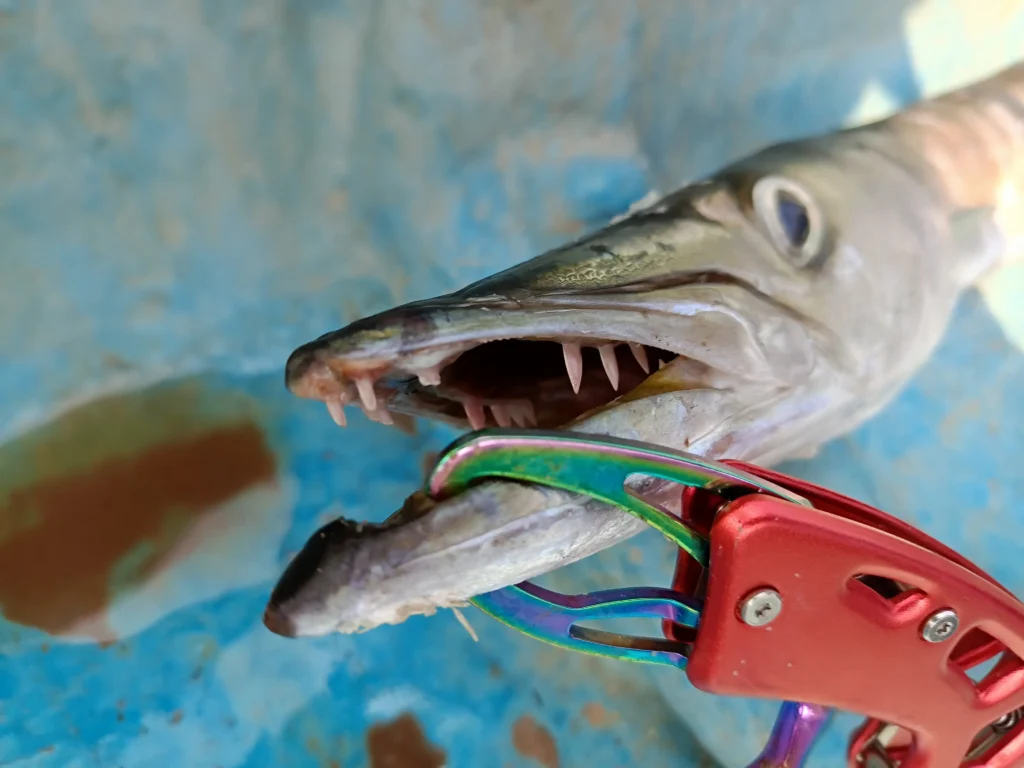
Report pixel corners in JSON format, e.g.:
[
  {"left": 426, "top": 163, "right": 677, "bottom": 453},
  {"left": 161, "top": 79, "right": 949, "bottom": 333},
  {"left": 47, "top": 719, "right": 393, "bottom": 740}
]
[{"left": 2, "top": 1, "right": 1024, "bottom": 767}]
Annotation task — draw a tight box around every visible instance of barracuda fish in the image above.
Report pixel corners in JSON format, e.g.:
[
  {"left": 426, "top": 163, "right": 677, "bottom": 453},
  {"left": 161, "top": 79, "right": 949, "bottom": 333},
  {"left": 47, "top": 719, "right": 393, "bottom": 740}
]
[{"left": 265, "top": 63, "right": 1024, "bottom": 638}]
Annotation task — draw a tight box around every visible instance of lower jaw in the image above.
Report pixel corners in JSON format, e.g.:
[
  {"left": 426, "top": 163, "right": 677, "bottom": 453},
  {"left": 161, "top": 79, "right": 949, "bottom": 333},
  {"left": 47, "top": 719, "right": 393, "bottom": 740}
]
[
  {"left": 388, "top": 370, "right": 724, "bottom": 436},
  {"left": 393, "top": 381, "right": 734, "bottom": 454}
]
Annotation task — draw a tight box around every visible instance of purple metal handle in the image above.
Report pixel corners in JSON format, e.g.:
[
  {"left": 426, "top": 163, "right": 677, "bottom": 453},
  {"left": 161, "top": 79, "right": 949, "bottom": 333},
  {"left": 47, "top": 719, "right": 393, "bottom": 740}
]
[
  {"left": 749, "top": 701, "right": 832, "bottom": 767},
  {"left": 471, "top": 581, "right": 701, "bottom": 668}
]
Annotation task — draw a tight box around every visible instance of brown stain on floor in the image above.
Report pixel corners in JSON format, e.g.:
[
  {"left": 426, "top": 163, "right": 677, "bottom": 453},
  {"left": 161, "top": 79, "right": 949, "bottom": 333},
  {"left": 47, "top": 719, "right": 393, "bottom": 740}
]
[
  {"left": 581, "top": 702, "right": 619, "bottom": 729},
  {"left": 512, "top": 715, "right": 560, "bottom": 768},
  {"left": 366, "top": 713, "right": 446, "bottom": 768},
  {"left": 0, "top": 380, "right": 275, "bottom": 639}
]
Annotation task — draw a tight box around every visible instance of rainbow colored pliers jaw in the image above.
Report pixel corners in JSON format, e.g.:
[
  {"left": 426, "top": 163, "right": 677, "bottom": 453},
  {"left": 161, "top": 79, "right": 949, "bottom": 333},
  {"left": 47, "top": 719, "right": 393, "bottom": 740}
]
[
  {"left": 471, "top": 582, "right": 701, "bottom": 669},
  {"left": 425, "top": 428, "right": 806, "bottom": 670},
  {"left": 424, "top": 428, "right": 827, "bottom": 767},
  {"left": 426, "top": 429, "right": 807, "bottom": 565}
]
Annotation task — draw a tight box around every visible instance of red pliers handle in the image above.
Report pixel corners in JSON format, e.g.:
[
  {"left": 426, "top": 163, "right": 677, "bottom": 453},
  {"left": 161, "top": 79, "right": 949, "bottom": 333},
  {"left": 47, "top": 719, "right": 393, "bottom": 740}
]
[
  {"left": 425, "top": 429, "right": 1024, "bottom": 767},
  {"left": 671, "top": 462, "right": 1024, "bottom": 767}
]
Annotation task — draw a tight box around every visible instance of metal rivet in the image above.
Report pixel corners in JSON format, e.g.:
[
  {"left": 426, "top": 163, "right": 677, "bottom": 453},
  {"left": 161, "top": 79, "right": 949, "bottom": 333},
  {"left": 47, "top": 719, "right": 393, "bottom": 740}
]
[
  {"left": 740, "top": 589, "right": 782, "bottom": 627},
  {"left": 993, "top": 708, "right": 1023, "bottom": 732},
  {"left": 920, "top": 609, "right": 959, "bottom": 643}
]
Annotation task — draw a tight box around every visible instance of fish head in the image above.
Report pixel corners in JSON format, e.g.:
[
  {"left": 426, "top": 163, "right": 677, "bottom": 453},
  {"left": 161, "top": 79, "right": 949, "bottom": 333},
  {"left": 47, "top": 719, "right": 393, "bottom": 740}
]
[
  {"left": 284, "top": 132, "right": 951, "bottom": 452},
  {"left": 270, "top": 127, "right": 970, "bottom": 637}
]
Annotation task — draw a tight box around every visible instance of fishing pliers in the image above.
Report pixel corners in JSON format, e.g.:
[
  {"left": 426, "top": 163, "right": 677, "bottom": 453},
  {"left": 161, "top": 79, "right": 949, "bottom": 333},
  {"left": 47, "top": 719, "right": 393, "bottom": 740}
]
[{"left": 424, "top": 428, "right": 1024, "bottom": 767}]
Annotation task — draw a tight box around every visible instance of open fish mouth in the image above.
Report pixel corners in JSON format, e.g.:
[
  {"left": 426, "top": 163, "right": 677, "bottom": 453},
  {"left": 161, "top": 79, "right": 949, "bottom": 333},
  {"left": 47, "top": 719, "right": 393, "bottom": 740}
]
[
  {"left": 282, "top": 280, "right": 805, "bottom": 438},
  {"left": 288, "top": 332, "right": 681, "bottom": 431},
  {"left": 374, "top": 335, "right": 683, "bottom": 430}
]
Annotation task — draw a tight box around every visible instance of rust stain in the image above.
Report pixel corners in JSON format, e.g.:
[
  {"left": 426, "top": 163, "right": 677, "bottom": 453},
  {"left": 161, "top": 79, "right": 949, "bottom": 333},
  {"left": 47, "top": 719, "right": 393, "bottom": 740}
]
[
  {"left": 0, "top": 381, "right": 275, "bottom": 640},
  {"left": 512, "top": 715, "right": 560, "bottom": 768},
  {"left": 581, "top": 702, "right": 619, "bottom": 729},
  {"left": 323, "top": 188, "right": 348, "bottom": 214},
  {"left": 366, "top": 713, "right": 445, "bottom": 768}
]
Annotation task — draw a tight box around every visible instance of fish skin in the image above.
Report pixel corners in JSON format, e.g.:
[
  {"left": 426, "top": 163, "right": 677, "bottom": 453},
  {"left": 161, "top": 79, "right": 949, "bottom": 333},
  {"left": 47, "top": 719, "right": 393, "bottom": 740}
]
[{"left": 267, "top": 63, "right": 1024, "bottom": 638}]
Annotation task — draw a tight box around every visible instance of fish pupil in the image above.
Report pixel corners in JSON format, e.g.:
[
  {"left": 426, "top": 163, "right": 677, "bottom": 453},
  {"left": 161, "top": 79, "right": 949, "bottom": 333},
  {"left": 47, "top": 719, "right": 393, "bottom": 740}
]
[{"left": 777, "top": 192, "right": 810, "bottom": 249}]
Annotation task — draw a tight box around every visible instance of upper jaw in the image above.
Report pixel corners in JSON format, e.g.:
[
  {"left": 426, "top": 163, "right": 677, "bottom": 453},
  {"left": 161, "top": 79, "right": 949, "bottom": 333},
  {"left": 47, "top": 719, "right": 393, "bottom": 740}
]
[{"left": 283, "top": 284, "right": 816, "bottom": 432}]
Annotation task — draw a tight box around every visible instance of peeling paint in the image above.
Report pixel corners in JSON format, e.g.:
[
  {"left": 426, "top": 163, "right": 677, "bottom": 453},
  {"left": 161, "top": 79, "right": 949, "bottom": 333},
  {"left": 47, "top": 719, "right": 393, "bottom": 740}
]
[{"left": 0, "top": 381, "right": 278, "bottom": 642}]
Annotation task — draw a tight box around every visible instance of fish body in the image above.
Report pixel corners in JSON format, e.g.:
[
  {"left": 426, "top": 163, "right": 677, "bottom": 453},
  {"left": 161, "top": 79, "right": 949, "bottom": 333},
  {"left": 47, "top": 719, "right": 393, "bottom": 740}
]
[{"left": 267, "top": 63, "right": 1024, "bottom": 638}]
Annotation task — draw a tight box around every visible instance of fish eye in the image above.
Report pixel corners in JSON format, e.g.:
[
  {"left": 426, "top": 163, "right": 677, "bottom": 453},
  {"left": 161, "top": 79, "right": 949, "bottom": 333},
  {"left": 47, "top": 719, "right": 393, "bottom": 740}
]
[
  {"left": 752, "top": 176, "right": 826, "bottom": 267},
  {"left": 777, "top": 193, "right": 809, "bottom": 247}
]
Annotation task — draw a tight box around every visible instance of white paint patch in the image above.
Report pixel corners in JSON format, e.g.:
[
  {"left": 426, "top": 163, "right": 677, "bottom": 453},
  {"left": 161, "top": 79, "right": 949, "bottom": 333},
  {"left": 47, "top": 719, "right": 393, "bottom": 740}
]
[
  {"left": 978, "top": 180, "right": 1024, "bottom": 352},
  {"left": 217, "top": 622, "right": 348, "bottom": 737},
  {"left": 55, "top": 477, "right": 296, "bottom": 643},
  {"left": 365, "top": 686, "right": 427, "bottom": 720},
  {"left": 609, "top": 189, "right": 664, "bottom": 225},
  {"left": 903, "top": 2, "right": 1023, "bottom": 100},
  {"left": 979, "top": 261, "right": 1024, "bottom": 352},
  {"left": 847, "top": 80, "right": 902, "bottom": 125},
  {"left": 433, "top": 710, "right": 484, "bottom": 743}
]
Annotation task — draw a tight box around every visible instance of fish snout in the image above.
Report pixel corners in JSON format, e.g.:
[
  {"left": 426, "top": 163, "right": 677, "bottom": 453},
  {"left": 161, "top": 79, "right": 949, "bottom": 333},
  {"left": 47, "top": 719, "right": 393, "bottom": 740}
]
[
  {"left": 284, "top": 343, "right": 329, "bottom": 399},
  {"left": 283, "top": 319, "right": 407, "bottom": 425},
  {"left": 264, "top": 517, "right": 376, "bottom": 638},
  {"left": 263, "top": 603, "right": 298, "bottom": 638}
]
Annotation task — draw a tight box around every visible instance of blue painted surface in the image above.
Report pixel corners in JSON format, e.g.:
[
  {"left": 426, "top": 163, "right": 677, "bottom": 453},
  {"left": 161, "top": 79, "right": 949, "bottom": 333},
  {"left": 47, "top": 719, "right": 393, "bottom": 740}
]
[
  {"left": 2, "top": 1, "right": 1024, "bottom": 766},
  {"left": 0, "top": 372, "right": 714, "bottom": 767}
]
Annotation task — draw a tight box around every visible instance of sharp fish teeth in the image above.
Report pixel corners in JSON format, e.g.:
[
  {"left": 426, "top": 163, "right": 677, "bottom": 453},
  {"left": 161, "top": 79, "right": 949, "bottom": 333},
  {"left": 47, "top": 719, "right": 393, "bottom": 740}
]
[
  {"left": 417, "top": 366, "right": 442, "bottom": 387},
  {"left": 463, "top": 398, "right": 487, "bottom": 430},
  {"left": 599, "top": 345, "right": 620, "bottom": 390},
  {"left": 366, "top": 409, "right": 394, "bottom": 426},
  {"left": 490, "top": 404, "right": 512, "bottom": 427},
  {"left": 355, "top": 376, "right": 378, "bottom": 411},
  {"left": 508, "top": 405, "right": 528, "bottom": 427},
  {"left": 628, "top": 343, "right": 650, "bottom": 374},
  {"left": 521, "top": 400, "right": 536, "bottom": 426},
  {"left": 562, "top": 343, "right": 583, "bottom": 394},
  {"left": 507, "top": 401, "right": 537, "bottom": 427},
  {"left": 325, "top": 397, "right": 347, "bottom": 427}
]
